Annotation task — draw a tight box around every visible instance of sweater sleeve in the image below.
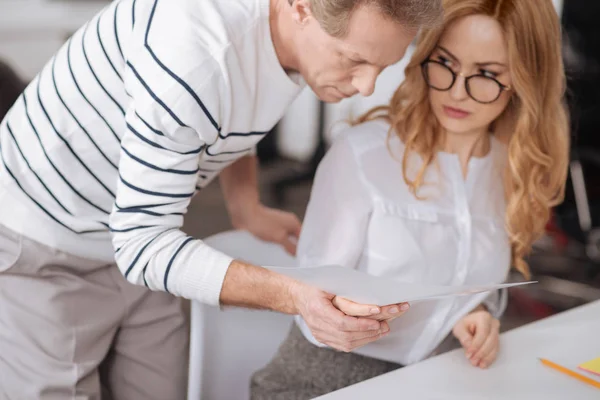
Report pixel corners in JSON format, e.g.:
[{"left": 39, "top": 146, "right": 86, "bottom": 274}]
[{"left": 109, "top": 6, "right": 233, "bottom": 305}]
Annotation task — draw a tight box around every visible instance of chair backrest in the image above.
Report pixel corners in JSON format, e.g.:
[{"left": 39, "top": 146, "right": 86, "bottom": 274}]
[{"left": 187, "top": 230, "right": 296, "bottom": 400}]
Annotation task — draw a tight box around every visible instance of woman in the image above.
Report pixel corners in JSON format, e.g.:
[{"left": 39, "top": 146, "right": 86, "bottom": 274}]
[{"left": 251, "top": 0, "right": 569, "bottom": 398}]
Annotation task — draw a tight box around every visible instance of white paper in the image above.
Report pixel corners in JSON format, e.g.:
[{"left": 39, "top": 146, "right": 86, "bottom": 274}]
[{"left": 265, "top": 265, "right": 535, "bottom": 305}]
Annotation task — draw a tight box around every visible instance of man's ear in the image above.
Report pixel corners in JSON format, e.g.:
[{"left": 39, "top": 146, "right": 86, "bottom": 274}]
[{"left": 290, "top": 0, "right": 313, "bottom": 25}]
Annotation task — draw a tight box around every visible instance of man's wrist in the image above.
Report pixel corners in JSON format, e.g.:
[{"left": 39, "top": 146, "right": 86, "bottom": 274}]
[
  {"left": 228, "top": 199, "right": 260, "bottom": 229},
  {"left": 219, "top": 259, "right": 299, "bottom": 315},
  {"left": 219, "top": 155, "right": 261, "bottom": 228}
]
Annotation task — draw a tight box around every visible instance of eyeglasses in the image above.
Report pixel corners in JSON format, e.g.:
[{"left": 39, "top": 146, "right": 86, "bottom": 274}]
[{"left": 421, "top": 59, "right": 511, "bottom": 104}]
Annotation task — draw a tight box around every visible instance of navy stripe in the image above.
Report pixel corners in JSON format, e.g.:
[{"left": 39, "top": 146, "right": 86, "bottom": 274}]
[
  {"left": 198, "top": 167, "right": 218, "bottom": 173},
  {"left": 195, "top": 185, "right": 202, "bottom": 191},
  {"left": 220, "top": 130, "right": 267, "bottom": 139},
  {"left": 120, "top": 174, "right": 194, "bottom": 198},
  {"left": 135, "top": 111, "right": 164, "bottom": 136},
  {"left": 114, "top": 2, "right": 123, "bottom": 57},
  {"left": 51, "top": 57, "right": 118, "bottom": 170},
  {"left": 1, "top": 158, "right": 104, "bottom": 235},
  {"left": 97, "top": 10, "right": 122, "bottom": 81},
  {"left": 36, "top": 69, "right": 116, "bottom": 198},
  {"left": 109, "top": 225, "right": 156, "bottom": 233},
  {"left": 164, "top": 236, "right": 195, "bottom": 292},
  {"left": 199, "top": 175, "right": 208, "bottom": 179},
  {"left": 124, "top": 228, "right": 174, "bottom": 277},
  {"left": 121, "top": 145, "right": 199, "bottom": 175},
  {"left": 145, "top": 0, "right": 220, "bottom": 133},
  {"left": 6, "top": 123, "right": 72, "bottom": 215},
  {"left": 126, "top": 61, "right": 188, "bottom": 127},
  {"left": 66, "top": 39, "right": 121, "bottom": 143},
  {"left": 116, "top": 207, "right": 183, "bottom": 217},
  {"left": 132, "top": 0, "right": 137, "bottom": 26},
  {"left": 115, "top": 200, "right": 179, "bottom": 210},
  {"left": 22, "top": 92, "right": 111, "bottom": 214},
  {"left": 205, "top": 159, "right": 235, "bottom": 164},
  {"left": 82, "top": 23, "right": 125, "bottom": 115},
  {"left": 205, "top": 146, "right": 252, "bottom": 156},
  {"left": 142, "top": 260, "right": 150, "bottom": 287},
  {"left": 127, "top": 122, "right": 203, "bottom": 155}
]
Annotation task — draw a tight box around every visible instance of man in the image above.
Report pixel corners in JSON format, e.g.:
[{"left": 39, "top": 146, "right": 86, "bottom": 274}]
[{"left": 0, "top": 0, "right": 441, "bottom": 398}]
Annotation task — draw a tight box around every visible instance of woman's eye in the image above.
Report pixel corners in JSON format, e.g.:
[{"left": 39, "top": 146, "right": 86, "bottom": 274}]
[
  {"left": 480, "top": 69, "right": 499, "bottom": 78},
  {"left": 436, "top": 56, "right": 453, "bottom": 67}
]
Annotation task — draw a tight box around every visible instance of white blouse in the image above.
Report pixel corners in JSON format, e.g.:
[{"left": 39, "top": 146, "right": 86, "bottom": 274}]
[{"left": 295, "top": 119, "right": 511, "bottom": 365}]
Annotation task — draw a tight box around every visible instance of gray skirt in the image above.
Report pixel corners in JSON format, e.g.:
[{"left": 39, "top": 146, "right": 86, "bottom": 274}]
[{"left": 250, "top": 324, "right": 402, "bottom": 400}]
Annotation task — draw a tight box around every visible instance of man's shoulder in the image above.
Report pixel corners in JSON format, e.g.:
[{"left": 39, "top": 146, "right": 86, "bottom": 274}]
[
  {"left": 142, "top": 0, "right": 263, "bottom": 52},
  {"left": 177, "top": 0, "right": 264, "bottom": 41}
]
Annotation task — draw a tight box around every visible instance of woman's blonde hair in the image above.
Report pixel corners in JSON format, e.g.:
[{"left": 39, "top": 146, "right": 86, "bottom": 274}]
[{"left": 356, "top": 0, "right": 570, "bottom": 278}]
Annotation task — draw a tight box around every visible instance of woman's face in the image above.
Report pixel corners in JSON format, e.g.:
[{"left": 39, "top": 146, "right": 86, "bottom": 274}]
[{"left": 426, "top": 15, "right": 513, "bottom": 137}]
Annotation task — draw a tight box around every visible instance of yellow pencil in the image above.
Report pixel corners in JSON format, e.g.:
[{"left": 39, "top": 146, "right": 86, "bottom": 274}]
[{"left": 539, "top": 358, "right": 600, "bottom": 390}]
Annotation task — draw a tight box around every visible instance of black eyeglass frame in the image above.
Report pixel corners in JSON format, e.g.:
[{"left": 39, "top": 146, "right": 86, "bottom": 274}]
[{"left": 420, "top": 59, "right": 511, "bottom": 104}]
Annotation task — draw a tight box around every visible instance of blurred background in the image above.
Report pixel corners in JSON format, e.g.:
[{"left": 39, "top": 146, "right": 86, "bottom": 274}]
[{"left": 0, "top": 0, "right": 599, "bottom": 334}]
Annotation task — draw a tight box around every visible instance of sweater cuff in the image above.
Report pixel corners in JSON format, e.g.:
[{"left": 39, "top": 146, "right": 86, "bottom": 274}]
[{"left": 173, "top": 240, "right": 233, "bottom": 306}]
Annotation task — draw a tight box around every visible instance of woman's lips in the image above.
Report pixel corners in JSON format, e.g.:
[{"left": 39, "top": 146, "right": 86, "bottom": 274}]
[{"left": 443, "top": 105, "right": 471, "bottom": 119}]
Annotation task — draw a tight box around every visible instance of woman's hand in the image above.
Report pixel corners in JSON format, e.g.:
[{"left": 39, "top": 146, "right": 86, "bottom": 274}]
[
  {"left": 452, "top": 307, "right": 500, "bottom": 369},
  {"left": 332, "top": 296, "right": 410, "bottom": 322}
]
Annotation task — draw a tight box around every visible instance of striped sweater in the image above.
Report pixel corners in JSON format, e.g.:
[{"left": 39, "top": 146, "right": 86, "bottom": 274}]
[{"left": 0, "top": 0, "right": 303, "bottom": 304}]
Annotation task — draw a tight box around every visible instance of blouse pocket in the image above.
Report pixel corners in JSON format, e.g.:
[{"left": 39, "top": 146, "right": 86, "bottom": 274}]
[
  {"left": 363, "top": 201, "right": 441, "bottom": 278},
  {"left": 0, "top": 225, "right": 23, "bottom": 273}
]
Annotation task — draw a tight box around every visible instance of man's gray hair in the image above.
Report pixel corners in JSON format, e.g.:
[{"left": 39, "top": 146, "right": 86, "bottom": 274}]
[{"left": 288, "top": 0, "right": 443, "bottom": 37}]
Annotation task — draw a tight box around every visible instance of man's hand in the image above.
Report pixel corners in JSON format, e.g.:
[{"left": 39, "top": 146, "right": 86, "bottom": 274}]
[
  {"left": 232, "top": 203, "right": 301, "bottom": 255},
  {"left": 220, "top": 261, "right": 392, "bottom": 352},
  {"left": 332, "top": 296, "right": 410, "bottom": 322},
  {"left": 452, "top": 307, "right": 500, "bottom": 369},
  {"left": 219, "top": 156, "right": 302, "bottom": 255},
  {"left": 290, "top": 282, "right": 391, "bottom": 352}
]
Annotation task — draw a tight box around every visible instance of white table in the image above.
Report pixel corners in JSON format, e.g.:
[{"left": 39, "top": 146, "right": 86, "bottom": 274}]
[{"left": 317, "top": 300, "right": 600, "bottom": 400}]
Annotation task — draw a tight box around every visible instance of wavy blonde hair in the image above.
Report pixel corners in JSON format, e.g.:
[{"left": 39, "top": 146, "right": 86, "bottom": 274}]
[{"left": 356, "top": 0, "right": 569, "bottom": 278}]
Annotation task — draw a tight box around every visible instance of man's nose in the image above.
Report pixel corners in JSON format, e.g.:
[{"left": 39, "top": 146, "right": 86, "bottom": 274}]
[{"left": 352, "top": 66, "right": 382, "bottom": 97}]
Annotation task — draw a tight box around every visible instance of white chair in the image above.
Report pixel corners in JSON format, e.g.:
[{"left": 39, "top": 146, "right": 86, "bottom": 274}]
[{"left": 187, "top": 230, "right": 296, "bottom": 400}]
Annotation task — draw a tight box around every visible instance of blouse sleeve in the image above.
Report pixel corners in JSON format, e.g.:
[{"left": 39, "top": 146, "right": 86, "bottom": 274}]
[{"left": 296, "top": 136, "right": 372, "bottom": 270}]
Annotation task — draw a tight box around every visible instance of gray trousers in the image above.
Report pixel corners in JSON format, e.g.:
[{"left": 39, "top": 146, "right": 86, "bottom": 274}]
[
  {"left": 251, "top": 324, "right": 402, "bottom": 400},
  {"left": 0, "top": 224, "right": 188, "bottom": 400}
]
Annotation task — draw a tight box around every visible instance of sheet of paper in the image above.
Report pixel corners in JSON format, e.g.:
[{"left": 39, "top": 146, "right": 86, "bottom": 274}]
[
  {"left": 265, "top": 265, "right": 535, "bottom": 305},
  {"left": 579, "top": 357, "right": 600, "bottom": 377}
]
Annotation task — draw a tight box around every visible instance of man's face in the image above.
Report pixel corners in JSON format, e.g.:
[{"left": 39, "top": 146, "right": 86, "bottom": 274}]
[{"left": 293, "top": 2, "right": 416, "bottom": 103}]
